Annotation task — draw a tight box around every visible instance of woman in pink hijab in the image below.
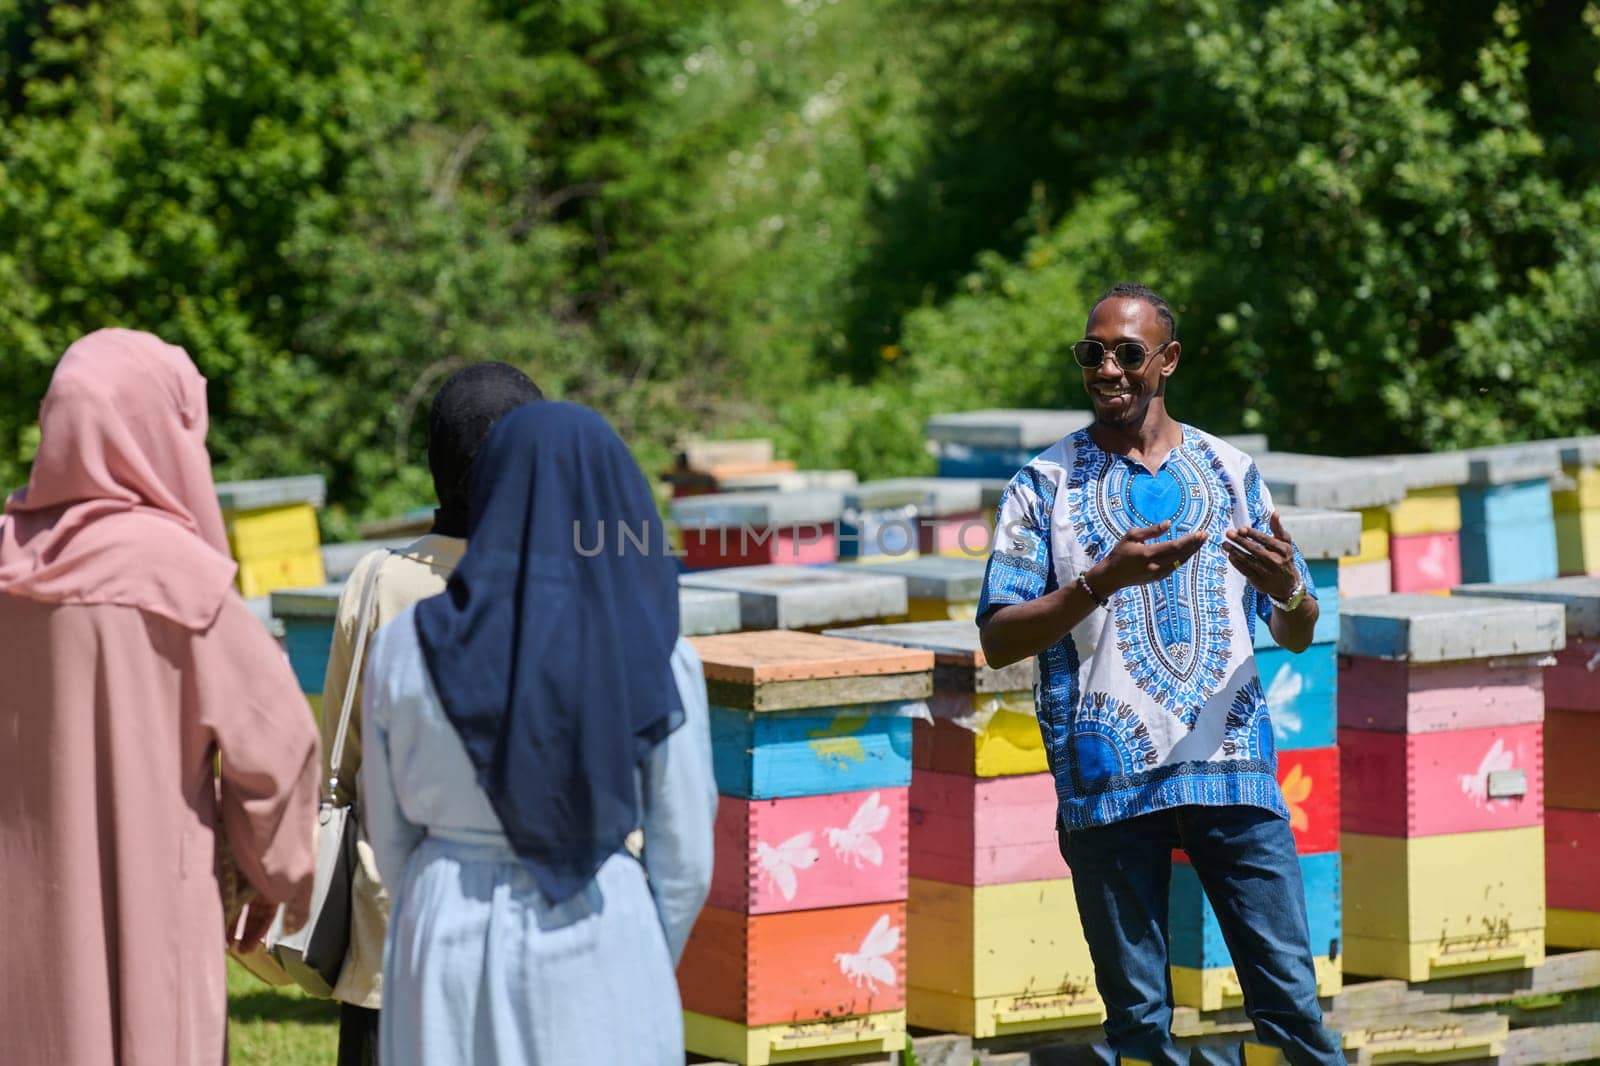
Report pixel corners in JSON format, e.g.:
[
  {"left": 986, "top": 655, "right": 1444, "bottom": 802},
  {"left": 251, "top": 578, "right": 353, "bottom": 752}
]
[{"left": 0, "top": 330, "right": 320, "bottom": 1066}]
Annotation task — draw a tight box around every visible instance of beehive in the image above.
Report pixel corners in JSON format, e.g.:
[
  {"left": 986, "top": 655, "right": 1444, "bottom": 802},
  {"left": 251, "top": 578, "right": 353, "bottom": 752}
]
[
  {"left": 1256, "top": 453, "right": 1407, "bottom": 598},
  {"left": 1375, "top": 452, "right": 1469, "bottom": 594},
  {"left": 1457, "top": 444, "right": 1562, "bottom": 585},
  {"left": 218, "top": 475, "right": 328, "bottom": 598},
  {"left": 834, "top": 556, "right": 985, "bottom": 622},
  {"left": 681, "top": 565, "right": 908, "bottom": 633},
  {"left": 671, "top": 491, "right": 845, "bottom": 570},
  {"left": 925, "top": 409, "right": 1092, "bottom": 480},
  {"left": 1552, "top": 436, "right": 1600, "bottom": 576}
]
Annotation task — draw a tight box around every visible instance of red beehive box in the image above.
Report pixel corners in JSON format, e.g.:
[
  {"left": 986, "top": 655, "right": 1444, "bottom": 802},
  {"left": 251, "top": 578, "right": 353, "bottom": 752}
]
[
  {"left": 1545, "top": 709, "right": 1600, "bottom": 811},
  {"left": 709, "top": 789, "right": 909, "bottom": 915},
  {"left": 1340, "top": 723, "right": 1543, "bottom": 837},
  {"left": 1174, "top": 745, "right": 1340, "bottom": 861},
  {"left": 1545, "top": 639, "right": 1600, "bottom": 711}
]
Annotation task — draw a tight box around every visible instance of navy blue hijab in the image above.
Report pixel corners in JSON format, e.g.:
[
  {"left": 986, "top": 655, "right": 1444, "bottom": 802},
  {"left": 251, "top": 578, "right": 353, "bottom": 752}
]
[{"left": 414, "top": 401, "right": 683, "bottom": 903}]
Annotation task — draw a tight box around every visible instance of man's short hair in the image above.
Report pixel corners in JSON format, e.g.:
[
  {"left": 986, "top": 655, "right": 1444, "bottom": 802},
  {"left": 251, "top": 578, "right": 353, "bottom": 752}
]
[{"left": 1093, "top": 281, "right": 1177, "bottom": 343}]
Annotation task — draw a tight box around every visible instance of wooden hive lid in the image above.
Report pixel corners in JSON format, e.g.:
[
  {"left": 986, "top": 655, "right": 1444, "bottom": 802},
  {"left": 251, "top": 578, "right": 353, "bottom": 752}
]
[{"left": 690, "top": 630, "right": 933, "bottom": 685}]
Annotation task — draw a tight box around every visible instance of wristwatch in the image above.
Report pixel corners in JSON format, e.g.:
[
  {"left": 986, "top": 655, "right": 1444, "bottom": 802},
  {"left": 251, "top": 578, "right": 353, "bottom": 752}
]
[{"left": 1269, "top": 580, "right": 1307, "bottom": 613}]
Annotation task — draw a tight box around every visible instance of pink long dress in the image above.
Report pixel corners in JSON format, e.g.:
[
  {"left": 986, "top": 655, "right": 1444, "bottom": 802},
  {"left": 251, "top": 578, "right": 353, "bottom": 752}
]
[{"left": 0, "top": 330, "right": 319, "bottom": 1066}]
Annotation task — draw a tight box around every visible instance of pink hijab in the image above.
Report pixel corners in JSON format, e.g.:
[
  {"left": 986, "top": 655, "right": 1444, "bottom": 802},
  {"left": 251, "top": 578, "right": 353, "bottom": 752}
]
[{"left": 0, "top": 329, "right": 238, "bottom": 630}]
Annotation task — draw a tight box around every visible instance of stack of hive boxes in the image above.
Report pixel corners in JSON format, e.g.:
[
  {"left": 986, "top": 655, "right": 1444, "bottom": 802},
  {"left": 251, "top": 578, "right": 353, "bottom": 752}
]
[
  {"left": 1166, "top": 506, "right": 1359, "bottom": 1011},
  {"left": 831, "top": 620, "right": 1102, "bottom": 1039},
  {"left": 661, "top": 439, "right": 795, "bottom": 498},
  {"left": 838, "top": 481, "right": 925, "bottom": 562},
  {"left": 671, "top": 491, "right": 845, "bottom": 570},
  {"left": 218, "top": 476, "right": 328, "bottom": 598},
  {"left": 1375, "top": 452, "right": 1469, "bottom": 595},
  {"left": 1456, "top": 578, "right": 1600, "bottom": 951},
  {"left": 849, "top": 478, "right": 990, "bottom": 559},
  {"left": 835, "top": 556, "right": 985, "bottom": 623},
  {"left": 1338, "top": 593, "right": 1565, "bottom": 980},
  {"left": 1256, "top": 454, "right": 1407, "bottom": 597},
  {"left": 680, "top": 565, "right": 908, "bottom": 633},
  {"left": 676, "top": 632, "right": 932, "bottom": 1065},
  {"left": 925, "top": 409, "right": 1093, "bottom": 480},
  {"left": 1553, "top": 437, "right": 1600, "bottom": 576},
  {"left": 1458, "top": 444, "right": 1562, "bottom": 585}
]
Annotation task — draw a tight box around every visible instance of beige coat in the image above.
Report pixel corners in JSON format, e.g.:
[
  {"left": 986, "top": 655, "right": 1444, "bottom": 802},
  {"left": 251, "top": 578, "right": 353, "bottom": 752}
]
[{"left": 321, "top": 533, "right": 464, "bottom": 1008}]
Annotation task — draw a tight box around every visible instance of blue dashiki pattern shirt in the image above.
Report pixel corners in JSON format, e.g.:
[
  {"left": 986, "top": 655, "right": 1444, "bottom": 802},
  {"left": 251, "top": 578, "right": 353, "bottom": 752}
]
[{"left": 978, "top": 424, "right": 1315, "bottom": 831}]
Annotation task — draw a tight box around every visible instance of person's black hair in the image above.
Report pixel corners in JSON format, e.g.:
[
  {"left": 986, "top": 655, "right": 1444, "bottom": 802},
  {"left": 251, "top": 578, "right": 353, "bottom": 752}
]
[
  {"left": 1092, "top": 281, "right": 1177, "bottom": 342},
  {"left": 427, "top": 362, "right": 543, "bottom": 537}
]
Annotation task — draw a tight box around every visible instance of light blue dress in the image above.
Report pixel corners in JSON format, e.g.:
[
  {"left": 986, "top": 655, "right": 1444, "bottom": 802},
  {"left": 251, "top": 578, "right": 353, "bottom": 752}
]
[{"left": 361, "top": 604, "right": 717, "bottom": 1066}]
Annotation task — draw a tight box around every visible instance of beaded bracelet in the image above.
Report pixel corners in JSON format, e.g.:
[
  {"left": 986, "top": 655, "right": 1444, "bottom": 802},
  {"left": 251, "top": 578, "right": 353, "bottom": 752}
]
[{"left": 1077, "top": 572, "right": 1110, "bottom": 609}]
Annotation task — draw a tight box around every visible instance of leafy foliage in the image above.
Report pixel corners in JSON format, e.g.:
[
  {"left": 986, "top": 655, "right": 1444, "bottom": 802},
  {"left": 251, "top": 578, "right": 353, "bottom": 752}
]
[{"left": 1, "top": 0, "right": 1597, "bottom": 527}]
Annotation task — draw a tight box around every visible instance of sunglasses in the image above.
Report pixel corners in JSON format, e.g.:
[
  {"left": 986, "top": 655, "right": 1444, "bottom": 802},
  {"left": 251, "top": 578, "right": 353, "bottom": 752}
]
[{"left": 1072, "top": 339, "right": 1172, "bottom": 371}]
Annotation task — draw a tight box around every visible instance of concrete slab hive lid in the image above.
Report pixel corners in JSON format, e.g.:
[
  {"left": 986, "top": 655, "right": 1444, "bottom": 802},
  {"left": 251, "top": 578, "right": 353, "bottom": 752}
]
[
  {"left": 1221, "top": 433, "right": 1270, "bottom": 454},
  {"left": 1338, "top": 592, "right": 1567, "bottom": 662},
  {"left": 216, "top": 474, "right": 328, "bottom": 512},
  {"left": 320, "top": 538, "right": 417, "bottom": 583},
  {"left": 1374, "top": 451, "right": 1474, "bottom": 492},
  {"left": 678, "top": 586, "right": 743, "bottom": 636},
  {"left": 1254, "top": 452, "right": 1408, "bottom": 510},
  {"left": 669, "top": 489, "right": 846, "bottom": 528},
  {"left": 853, "top": 477, "right": 984, "bottom": 516},
  {"left": 825, "top": 619, "right": 1036, "bottom": 692},
  {"left": 675, "top": 438, "right": 775, "bottom": 471},
  {"left": 689, "top": 629, "right": 934, "bottom": 684},
  {"left": 828, "top": 556, "right": 986, "bottom": 601},
  {"left": 841, "top": 481, "right": 930, "bottom": 512},
  {"left": 1452, "top": 577, "right": 1600, "bottom": 639},
  {"left": 269, "top": 583, "right": 346, "bottom": 622},
  {"left": 1460, "top": 441, "right": 1563, "bottom": 485},
  {"left": 1276, "top": 506, "right": 1363, "bottom": 559},
  {"left": 924, "top": 408, "right": 1094, "bottom": 450},
  {"left": 713, "top": 469, "right": 859, "bottom": 493},
  {"left": 1552, "top": 434, "right": 1600, "bottom": 467},
  {"left": 679, "top": 564, "right": 909, "bottom": 629}
]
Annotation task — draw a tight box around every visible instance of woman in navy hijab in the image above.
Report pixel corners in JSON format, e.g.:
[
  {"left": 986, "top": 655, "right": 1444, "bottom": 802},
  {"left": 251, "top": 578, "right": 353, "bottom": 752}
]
[{"left": 360, "top": 402, "right": 717, "bottom": 1066}]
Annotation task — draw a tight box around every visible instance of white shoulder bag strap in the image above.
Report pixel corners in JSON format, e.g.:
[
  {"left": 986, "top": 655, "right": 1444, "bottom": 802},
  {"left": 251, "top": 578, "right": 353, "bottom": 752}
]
[{"left": 326, "top": 551, "right": 388, "bottom": 801}]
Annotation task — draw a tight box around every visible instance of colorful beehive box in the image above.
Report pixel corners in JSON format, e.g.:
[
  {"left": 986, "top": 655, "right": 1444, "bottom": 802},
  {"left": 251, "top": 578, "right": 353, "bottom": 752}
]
[
  {"left": 1376, "top": 451, "right": 1469, "bottom": 594},
  {"left": 1168, "top": 852, "right": 1343, "bottom": 1012},
  {"left": 837, "top": 481, "right": 925, "bottom": 561},
  {"left": 1257, "top": 454, "right": 1407, "bottom": 599},
  {"left": 905, "top": 877, "right": 1102, "bottom": 1038},
  {"left": 1339, "top": 722, "right": 1543, "bottom": 837},
  {"left": 1256, "top": 507, "right": 1360, "bottom": 752},
  {"left": 1453, "top": 576, "right": 1600, "bottom": 712},
  {"left": 833, "top": 621, "right": 1046, "bottom": 778},
  {"left": 1457, "top": 443, "right": 1562, "bottom": 584},
  {"left": 864, "top": 478, "right": 989, "bottom": 557},
  {"left": 268, "top": 583, "right": 342, "bottom": 716},
  {"left": 661, "top": 438, "right": 793, "bottom": 498},
  {"left": 671, "top": 491, "right": 845, "bottom": 570},
  {"left": 1342, "top": 826, "right": 1545, "bottom": 981},
  {"left": 681, "top": 631, "right": 931, "bottom": 1063},
  {"left": 907, "top": 769, "right": 1060, "bottom": 887},
  {"left": 680, "top": 586, "right": 743, "bottom": 637},
  {"left": 833, "top": 556, "right": 985, "bottom": 622},
  {"left": 218, "top": 476, "right": 328, "bottom": 598},
  {"left": 1546, "top": 808, "right": 1600, "bottom": 948},
  {"left": 1337, "top": 593, "right": 1563, "bottom": 982},
  {"left": 1552, "top": 436, "right": 1600, "bottom": 576},
  {"left": 1170, "top": 746, "right": 1341, "bottom": 863},
  {"left": 681, "top": 565, "right": 908, "bottom": 632},
  {"left": 717, "top": 469, "right": 860, "bottom": 494},
  {"left": 925, "top": 408, "right": 1092, "bottom": 479}
]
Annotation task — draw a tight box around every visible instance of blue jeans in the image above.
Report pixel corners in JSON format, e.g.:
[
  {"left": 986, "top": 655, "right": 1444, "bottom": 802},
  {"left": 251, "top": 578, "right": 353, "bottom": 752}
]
[{"left": 1059, "top": 805, "right": 1344, "bottom": 1066}]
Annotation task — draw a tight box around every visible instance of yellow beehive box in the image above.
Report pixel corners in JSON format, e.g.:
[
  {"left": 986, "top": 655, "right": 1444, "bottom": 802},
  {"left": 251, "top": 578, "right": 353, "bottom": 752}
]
[
  {"left": 236, "top": 549, "right": 327, "bottom": 599},
  {"left": 1548, "top": 908, "right": 1600, "bottom": 950},
  {"left": 1555, "top": 510, "right": 1600, "bottom": 576},
  {"left": 224, "top": 502, "right": 321, "bottom": 561},
  {"left": 1342, "top": 827, "right": 1545, "bottom": 982},
  {"left": 906, "top": 597, "right": 978, "bottom": 622},
  {"left": 906, "top": 877, "right": 1104, "bottom": 1038},
  {"left": 1386, "top": 485, "right": 1463, "bottom": 537},
  {"left": 1171, "top": 956, "right": 1341, "bottom": 1015},
  {"left": 682, "top": 1009, "right": 905, "bottom": 1066},
  {"left": 1552, "top": 465, "right": 1600, "bottom": 513},
  {"left": 1349, "top": 506, "right": 1391, "bottom": 564}
]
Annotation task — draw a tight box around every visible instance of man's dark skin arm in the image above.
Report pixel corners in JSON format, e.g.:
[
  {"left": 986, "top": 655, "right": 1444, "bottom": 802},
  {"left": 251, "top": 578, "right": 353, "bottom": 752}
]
[{"left": 980, "top": 520, "right": 1209, "bottom": 669}]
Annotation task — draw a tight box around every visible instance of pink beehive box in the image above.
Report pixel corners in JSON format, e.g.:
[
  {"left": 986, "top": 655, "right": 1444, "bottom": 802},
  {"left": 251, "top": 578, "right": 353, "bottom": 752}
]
[
  {"left": 1339, "top": 722, "right": 1543, "bottom": 837},
  {"left": 1389, "top": 532, "right": 1462, "bottom": 594},
  {"left": 709, "top": 787, "right": 909, "bottom": 915},
  {"left": 908, "top": 770, "right": 1062, "bottom": 886},
  {"left": 1337, "top": 656, "right": 1546, "bottom": 734}
]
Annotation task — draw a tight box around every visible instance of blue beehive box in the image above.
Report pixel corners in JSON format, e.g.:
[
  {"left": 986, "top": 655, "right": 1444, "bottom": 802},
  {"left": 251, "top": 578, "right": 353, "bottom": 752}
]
[
  {"left": 270, "top": 583, "right": 344, "bottom": 697},
  {"left": 694, "top": 631, "right": 933, "bottom": 800},
  {"left": 1457, "top": 444, "right": 1562, "bottom": 584},
  {"left": 925, "top": 409, "right": 1093, "bottom": 480}
]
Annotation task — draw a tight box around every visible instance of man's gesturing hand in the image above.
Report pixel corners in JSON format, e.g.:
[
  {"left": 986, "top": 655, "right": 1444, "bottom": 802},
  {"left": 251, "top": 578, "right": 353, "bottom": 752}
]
[
  {"left": 1223, "top": 510, "right": 1301, "bottom": 602},
  {"left": 1092, "top": 521, "right": 1209, "bottom": 593}
]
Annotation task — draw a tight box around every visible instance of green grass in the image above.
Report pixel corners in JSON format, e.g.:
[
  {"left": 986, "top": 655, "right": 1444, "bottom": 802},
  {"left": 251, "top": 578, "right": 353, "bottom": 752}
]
[{"left": 226, "top": 961, "right": 337, "bottom": 1066}]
